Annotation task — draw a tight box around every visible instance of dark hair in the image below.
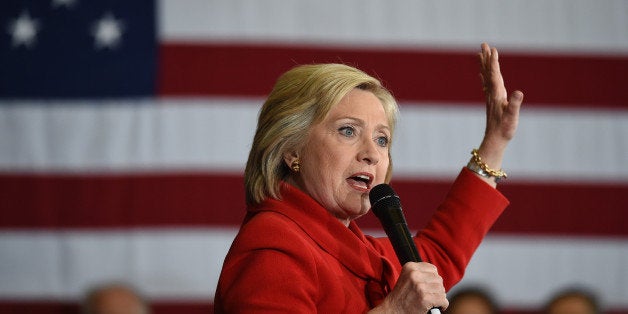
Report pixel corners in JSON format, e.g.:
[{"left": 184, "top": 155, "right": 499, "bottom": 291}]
[
  {"left": 82, "top": 282, "right": 150, "bottom": 314},
  {"left": 448, "top": 287, "right": 499, "bottom": 314},
  {"left": 544, "top": 287, "right": 600, "bottom": 314}
]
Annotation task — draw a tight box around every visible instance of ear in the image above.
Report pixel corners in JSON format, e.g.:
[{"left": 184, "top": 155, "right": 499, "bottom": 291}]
[{"left": 282, "top": 150, "right": 299, "bottom": 168}]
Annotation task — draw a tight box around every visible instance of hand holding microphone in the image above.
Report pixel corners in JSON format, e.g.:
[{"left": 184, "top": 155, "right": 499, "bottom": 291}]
[{"left": 370, "top": 184, "right": 447, "bottom": 314}]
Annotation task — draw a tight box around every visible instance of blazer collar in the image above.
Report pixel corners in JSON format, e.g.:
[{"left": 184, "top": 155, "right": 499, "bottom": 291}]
[{"left": 249, "top": 183, "right": 397, "bottom": 288}]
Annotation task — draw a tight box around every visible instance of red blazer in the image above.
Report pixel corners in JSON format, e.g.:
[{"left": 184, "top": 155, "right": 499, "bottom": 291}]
[{"left": 215, "top": 168, "right": 509, "bottom": 313}]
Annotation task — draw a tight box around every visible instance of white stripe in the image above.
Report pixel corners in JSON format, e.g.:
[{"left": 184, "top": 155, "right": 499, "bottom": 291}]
[
  {"left": 1, "top": 230, "right": 627, "bottom": 309},
  {"left": 458, "top": 235, "right": 628, "bottom": 309},
  {"left": 158, "top": 0, "right": 628, "bottom": 54},
  {"left": 1, "top": 99, "right": 627, "bottom": 182},
  {"left": 394, "top": 104, "right": 628, "bottom": 183},
  {"left": 0, "top": 228, "right": 238, "bottom": 301},
  {"left": 0, "top": 99, "right": 259, "bottom": 173}
]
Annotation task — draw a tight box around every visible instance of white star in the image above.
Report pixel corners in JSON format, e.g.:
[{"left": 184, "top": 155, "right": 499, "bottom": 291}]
[
  {"left": 7, "top": 10, "right": 40, "bottom": 49},
  {"left": 52, "top": 0, "right": 77, "bottom": 9},
  {"left": 91, "top": 12, "right": 124, "bottom": 50}
]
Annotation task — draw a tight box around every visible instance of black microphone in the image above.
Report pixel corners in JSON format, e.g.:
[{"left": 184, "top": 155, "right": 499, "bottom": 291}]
[{"left": 369, "top": 183, "right": 442, "bottom": 314}]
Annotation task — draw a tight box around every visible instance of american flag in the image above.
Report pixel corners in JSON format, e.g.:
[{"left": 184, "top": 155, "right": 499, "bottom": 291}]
[{"left": 1, "top": 0, "right": 627, "bottom": 313}]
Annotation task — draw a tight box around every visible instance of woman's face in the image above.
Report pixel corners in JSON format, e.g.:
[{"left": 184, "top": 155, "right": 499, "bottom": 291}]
[{"left": 290, "top": 88, "right": 391, "bottom": 225}]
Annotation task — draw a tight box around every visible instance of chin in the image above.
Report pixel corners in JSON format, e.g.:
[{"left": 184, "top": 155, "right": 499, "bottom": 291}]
[
  {"left": 341, "top": 205, "right": 369, "bottom": 222},
  {"left": 353, "top": 206, "right": 371, "bottom": 219},
  {"left": 361, "top": 196, "right": 371, "bottom": 213}
]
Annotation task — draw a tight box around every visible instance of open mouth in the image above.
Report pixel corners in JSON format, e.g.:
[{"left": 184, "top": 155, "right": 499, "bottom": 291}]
[{"left": 347, "top": 173, "right": 373, "bottom": 191}]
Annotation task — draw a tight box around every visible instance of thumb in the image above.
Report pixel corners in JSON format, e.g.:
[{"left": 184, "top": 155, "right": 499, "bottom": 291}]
[{"left": 506, "top": 90, "right": 524, "bottom": 116}]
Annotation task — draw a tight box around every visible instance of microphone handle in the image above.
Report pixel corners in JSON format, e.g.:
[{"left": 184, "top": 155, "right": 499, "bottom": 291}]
[
  {"left": 384, "top": 222, "right": 421, "bottom": 265},
  {"left": 382, "top": 224, "right": 442, "bottom": 314}
]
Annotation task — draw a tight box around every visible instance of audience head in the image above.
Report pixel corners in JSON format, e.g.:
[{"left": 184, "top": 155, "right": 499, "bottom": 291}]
[
  {"left": 447, "top": 287, "right": 499, "bottom": 314},
  {"left": 544, "top": 287, "right": 600, "bottom": 314},
  {"left": 82, "top": 282, "right": 150, "bottom": 314}
]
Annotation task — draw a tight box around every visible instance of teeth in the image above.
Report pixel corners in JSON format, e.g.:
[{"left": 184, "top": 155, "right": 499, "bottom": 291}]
[{"left": 355, "top": 175, "right": 370, "bottom": 181}]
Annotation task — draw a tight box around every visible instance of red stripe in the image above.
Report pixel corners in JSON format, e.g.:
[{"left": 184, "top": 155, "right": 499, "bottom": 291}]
[
  {"left": 158, "top": 43, "right": 628, "bottom": 108},
  {"left": 1, "top": 174, "right": 627, "bottom": 236},
  {"left": 0, "top": 173, "right": 246, "bottom": 228}
]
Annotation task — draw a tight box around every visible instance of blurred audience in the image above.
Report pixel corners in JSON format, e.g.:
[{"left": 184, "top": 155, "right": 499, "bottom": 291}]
[
  {"left": 447, "top": 286, "right": 499, "bottom": 314},
  {"left": 544, "top": 287, "right": 600, "bottom": 314},
  {"left": 82, "top": 282, "right": 151, "bottom": 314}
]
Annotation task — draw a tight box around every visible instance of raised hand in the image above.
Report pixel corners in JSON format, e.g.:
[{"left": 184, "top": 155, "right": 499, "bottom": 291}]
[{"left": 476, "top": 43, "right": 524, "bottom": 185}]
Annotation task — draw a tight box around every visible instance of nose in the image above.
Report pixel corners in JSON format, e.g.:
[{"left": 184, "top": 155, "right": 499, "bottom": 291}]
[{"left": 357, "top": 137, "right": 380, "bottom": 165}]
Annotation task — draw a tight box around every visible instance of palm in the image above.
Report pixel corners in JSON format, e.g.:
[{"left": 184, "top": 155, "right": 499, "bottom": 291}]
[{"left": 479, "top": 43, "right": 523, "bottom": 145}]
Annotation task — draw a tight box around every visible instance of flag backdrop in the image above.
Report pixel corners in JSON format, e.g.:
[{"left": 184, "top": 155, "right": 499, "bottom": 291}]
[{"left": 1, "top": 0, "right": 627, "bottom": 313}]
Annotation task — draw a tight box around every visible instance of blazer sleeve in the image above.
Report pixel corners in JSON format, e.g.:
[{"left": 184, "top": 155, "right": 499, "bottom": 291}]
[
  {"left": 371, "top": 167, "right": 509, "bottom": 291},
  {"left": 417, "top": 167, "right": 509, "bottom": 290}
]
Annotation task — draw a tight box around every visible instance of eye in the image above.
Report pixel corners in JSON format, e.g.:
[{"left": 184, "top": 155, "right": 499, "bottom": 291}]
[
  {"left": 339, "top": 126, "right": 355, "bottom": 137},
  {"left": 376, "top": 136, "right": 389, "bottom": 147}
]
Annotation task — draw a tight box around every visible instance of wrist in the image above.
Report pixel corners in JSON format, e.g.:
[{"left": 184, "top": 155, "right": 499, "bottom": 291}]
[
  {"left": 467, "top": 148, "right": 507, "bottom": 183},
  {"left": 478, "top": 138, "right": 508, "bottom": 169}
]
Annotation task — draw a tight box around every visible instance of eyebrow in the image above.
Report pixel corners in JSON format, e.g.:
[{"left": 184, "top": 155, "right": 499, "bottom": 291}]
[{"left": 336, "top": 116, "right": 391, "bottom": 133}]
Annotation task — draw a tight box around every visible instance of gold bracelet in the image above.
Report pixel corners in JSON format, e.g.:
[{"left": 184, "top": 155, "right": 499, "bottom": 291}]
[{"left": 469, "top": 148, "right": 508, "bottom": 180}]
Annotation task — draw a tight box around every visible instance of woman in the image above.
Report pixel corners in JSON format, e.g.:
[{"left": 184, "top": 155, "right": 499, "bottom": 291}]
[{"left": 215, "top": 43, "right": 523, "bottom": 313}]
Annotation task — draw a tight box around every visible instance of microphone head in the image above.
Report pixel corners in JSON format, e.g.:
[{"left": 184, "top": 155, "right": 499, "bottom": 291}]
[
  {"left": 369, "top": 183, "right": 396, "bottom": 204},
  {"left": 369, "top": 183, "right": 401, "bottom": 215}
]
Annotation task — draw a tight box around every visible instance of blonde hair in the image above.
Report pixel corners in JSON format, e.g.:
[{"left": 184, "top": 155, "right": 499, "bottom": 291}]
[{"left": 244, "top": 63, "right": 399, "bottom": 206}]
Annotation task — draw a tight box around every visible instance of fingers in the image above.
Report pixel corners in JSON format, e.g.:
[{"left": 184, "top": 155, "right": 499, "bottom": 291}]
[
  {"left": 401, "top": 262, "right": 448, "bottom": 310},
  {"left": 479, "top": 43, "right": 506, "bottom": 104},
  {"left": 382, "top": 262, "right": 449, "bottom": 313}
]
